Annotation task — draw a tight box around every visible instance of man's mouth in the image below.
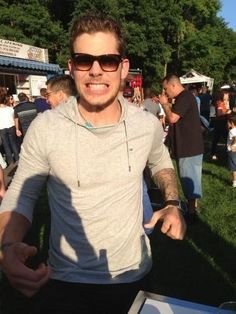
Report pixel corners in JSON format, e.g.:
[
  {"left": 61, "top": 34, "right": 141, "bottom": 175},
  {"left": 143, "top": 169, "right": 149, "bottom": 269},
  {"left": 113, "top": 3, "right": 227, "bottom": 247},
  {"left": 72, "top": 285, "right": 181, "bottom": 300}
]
[{"left": 86, "top": 83, "right": 109, "bottom": 90}]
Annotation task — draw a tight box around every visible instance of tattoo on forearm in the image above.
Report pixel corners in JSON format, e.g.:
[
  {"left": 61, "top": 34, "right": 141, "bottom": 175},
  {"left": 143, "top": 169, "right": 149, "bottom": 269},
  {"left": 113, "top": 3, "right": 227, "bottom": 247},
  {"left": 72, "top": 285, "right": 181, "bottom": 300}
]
[{"left": 153, "top": 168, "right": 179, "bottom": 201}]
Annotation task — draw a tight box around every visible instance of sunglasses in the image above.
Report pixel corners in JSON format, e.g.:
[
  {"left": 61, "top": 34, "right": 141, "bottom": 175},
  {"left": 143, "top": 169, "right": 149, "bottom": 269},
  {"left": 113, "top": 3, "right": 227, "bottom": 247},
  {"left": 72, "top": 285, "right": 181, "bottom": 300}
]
[
  {"left": 71, "top": 53, "right": 123, "bottom": 72},
  {"left": 45, "top": 91, "right": 57, "bottom": 98}
]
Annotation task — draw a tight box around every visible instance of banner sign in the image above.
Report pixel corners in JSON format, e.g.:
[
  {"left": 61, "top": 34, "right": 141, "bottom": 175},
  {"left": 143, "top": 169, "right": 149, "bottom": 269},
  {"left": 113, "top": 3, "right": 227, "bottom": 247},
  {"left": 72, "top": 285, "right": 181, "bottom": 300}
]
[{"left": 0, "top": 39, "right": 49, "bottom": 63}]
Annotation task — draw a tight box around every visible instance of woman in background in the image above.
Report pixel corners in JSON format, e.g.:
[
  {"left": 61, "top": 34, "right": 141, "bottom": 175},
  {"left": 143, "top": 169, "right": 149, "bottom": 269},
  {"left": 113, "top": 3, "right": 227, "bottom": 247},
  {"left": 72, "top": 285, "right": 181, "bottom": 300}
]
[
  {"left": 5, "top": 94, "right": 15, "bottom": 107},
  {"left": 0, "top": 87, "right": 19, "bottom": 166}
]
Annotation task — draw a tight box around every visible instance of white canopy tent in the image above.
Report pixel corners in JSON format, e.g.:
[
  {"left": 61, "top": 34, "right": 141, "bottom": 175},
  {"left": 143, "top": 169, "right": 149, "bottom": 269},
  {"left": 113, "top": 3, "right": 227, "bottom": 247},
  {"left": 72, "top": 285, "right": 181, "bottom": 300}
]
[{"left": 180, "top": 69, "right": 214, "bottom": 92}]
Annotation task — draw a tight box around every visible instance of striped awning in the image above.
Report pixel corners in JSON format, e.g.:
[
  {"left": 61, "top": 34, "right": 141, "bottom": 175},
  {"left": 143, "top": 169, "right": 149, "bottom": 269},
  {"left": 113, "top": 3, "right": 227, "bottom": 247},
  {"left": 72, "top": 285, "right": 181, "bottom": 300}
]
[{"left": 0, "top": 55, "right": 62, "bottom": 73}]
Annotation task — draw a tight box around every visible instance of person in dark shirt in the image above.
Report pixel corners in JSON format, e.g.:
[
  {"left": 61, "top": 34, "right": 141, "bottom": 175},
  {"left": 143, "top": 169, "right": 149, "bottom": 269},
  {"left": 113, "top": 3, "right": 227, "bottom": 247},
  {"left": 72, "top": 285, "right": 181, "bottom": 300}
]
[
  {"left": 34, "top": 88, "right": 51, "bottom": 113},
  {"left": 14, "top": 93, "right": 38, "bottom": 139},
  {"left": 199, "top": 86, "right": 212, "bottom": 121},
  {"left": 159, "top": 74, "right": 204, "bottom": 218}
]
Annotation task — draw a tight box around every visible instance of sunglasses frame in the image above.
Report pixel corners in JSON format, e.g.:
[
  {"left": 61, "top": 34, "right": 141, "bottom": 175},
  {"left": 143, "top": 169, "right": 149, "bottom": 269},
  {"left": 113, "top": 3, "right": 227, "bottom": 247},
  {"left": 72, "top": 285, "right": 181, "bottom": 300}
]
[
  {"left": 71, "top": 53, "right": 123, "bottom": 72},
  {"left": 45, "top": 91, "right": 57, "bottom": 98}
]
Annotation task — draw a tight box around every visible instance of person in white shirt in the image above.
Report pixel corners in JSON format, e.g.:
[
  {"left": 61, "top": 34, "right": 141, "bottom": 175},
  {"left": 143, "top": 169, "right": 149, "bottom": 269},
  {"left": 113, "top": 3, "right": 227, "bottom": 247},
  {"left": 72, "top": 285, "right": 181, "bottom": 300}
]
[
  {"left": 0, "top": 87, "right": 19, "bottom": 166},
  {"left": 227, "top": 114, "right": 236, "bottom": 187}
]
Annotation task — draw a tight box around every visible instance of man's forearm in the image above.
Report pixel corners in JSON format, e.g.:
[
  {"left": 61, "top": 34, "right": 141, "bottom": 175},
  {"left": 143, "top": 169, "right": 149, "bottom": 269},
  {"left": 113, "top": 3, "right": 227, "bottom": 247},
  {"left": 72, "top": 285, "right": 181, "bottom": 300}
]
[
  {"left": 0, "top": 211, "right": 31, "bottom": 259},
  {"left": 161, "top": 102, "right": 172, "bottom": 119},
  {"left": 153, "top": 168, "right": 179, "bottom": 201},
  {"left": 14, "top": 118, "right": 19, "bottom": 131}
]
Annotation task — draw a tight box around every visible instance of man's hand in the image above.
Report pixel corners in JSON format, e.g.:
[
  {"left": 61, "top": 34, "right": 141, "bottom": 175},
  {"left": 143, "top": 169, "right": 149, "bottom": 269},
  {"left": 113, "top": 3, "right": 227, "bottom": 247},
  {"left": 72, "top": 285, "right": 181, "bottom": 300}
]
[
  {"left": 158, "top": 93, "right": 169, "bottom": 106},
  {"left": 1, "top": 242, "right": 51, "bottom": 297},
  {"left": 144, "top": 205, "right": 186, "bottom": 240},
  {"left": 16, "top": 129, "right": 22, "bottom": 137}
]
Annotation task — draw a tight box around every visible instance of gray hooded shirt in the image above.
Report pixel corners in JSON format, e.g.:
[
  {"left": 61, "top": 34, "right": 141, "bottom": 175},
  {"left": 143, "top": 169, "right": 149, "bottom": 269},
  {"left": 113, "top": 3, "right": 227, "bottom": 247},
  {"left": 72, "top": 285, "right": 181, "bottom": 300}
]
[{"left": 0, "top": 96, "right": 173, "bottom": 284}]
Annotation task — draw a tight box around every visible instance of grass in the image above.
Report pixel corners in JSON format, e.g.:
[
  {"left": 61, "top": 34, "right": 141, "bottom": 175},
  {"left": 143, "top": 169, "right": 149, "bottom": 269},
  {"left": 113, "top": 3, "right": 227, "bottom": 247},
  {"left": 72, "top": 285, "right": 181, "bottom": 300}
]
[
  {"left": 148, "top": 135, "right": 236, "bottom": 306},
  {"left": 0, "top": 134, "right": 236, "bottom": 312}
]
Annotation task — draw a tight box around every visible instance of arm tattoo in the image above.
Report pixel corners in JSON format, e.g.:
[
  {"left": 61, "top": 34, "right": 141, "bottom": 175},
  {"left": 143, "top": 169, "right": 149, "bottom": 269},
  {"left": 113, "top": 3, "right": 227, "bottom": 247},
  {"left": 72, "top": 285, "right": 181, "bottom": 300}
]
[{"left": 153, "top": 168, "right": 179, "bottom": 201}]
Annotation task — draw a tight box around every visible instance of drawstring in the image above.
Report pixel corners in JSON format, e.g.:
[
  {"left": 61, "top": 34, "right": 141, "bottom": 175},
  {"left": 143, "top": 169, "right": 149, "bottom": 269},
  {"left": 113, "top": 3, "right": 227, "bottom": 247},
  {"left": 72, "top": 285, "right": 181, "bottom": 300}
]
[
  {"left": 123, "top": 120, "right": 131, "bottom": 172},
  {"left": 75, "top": 118, "right": 131, "bottom": 182},
  {"left": 75, "top": 123, "right": 80, "bottom": 187}
]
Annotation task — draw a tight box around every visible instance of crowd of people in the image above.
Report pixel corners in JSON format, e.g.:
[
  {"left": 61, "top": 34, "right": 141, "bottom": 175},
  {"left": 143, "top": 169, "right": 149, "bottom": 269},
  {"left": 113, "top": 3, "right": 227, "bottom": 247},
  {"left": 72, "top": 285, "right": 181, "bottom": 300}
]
[
  {"left": 0, "top": 10, "right": 235, "bottom": 314},
  {"left": 124, "top": 81, "right": 236, "bottom": 190}
]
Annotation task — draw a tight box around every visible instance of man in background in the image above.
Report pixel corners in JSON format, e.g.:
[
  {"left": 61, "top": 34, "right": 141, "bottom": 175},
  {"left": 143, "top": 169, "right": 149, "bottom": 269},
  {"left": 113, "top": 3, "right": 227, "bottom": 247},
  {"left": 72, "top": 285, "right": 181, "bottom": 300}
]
[
  {"left": 199, "top": 86, "right": 212, "bottom": 121},
  {"left": 14, "top": 92, "right": 38, "bottom": 139},
  {"left": 46, "top": 74, "right": 77, "bottom": 108},
  {"left": 142, "top": 87, "right": 161, "bottom": 117},
  {"left": 159, "top": 74, "right": 204, "bottom": 220},
  {"left": 34, "top": 88, "right": 51, "bottom": 113}
]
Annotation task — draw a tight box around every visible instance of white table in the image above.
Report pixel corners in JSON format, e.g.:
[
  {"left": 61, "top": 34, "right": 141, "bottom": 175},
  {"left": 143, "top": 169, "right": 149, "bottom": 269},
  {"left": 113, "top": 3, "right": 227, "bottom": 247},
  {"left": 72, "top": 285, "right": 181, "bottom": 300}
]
[{"left": 128, "top": 291, "right": 232, "bottom": 314}]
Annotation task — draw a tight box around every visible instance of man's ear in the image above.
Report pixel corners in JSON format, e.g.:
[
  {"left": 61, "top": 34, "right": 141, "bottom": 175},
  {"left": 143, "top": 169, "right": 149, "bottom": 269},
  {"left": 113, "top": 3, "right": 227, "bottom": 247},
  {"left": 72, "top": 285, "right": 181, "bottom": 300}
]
[{"left": 121, "top": 58, "right": 130, "bottom": 80}]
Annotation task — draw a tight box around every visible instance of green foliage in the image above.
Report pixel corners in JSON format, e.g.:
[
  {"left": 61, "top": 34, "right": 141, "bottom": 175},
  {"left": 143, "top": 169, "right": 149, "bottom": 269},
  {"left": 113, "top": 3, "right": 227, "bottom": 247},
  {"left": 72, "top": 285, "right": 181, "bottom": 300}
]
[
  {"left": 180, "top": 17, "right": 236, "bottom": 87},
  {"left": 0, "top": 0, "right": 68, "bottom": 66},
  {"left": 0, "top": 0, "right": 235, "bottom": 87}
]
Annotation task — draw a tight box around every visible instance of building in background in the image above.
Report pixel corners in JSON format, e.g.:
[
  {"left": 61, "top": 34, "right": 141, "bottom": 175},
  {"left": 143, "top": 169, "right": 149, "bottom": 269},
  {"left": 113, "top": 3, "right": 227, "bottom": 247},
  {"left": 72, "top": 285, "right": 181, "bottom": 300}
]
[
  {"left": 123, "top": 68, "right": 143, "bottom": 101},
  {"left": 0, "top": 39, "right": 62, "bottom": 99}
]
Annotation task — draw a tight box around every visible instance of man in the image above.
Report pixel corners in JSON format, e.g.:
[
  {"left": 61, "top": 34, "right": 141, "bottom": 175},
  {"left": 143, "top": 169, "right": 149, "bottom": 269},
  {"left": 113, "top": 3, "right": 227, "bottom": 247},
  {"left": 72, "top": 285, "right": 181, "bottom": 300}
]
[
  {"left": 0, "top": 13, "right": 186, "bottom": 314},
  {"left": 199, "top": 86, "right": 212, "bottom": 121},
  {"left": 14, "top": 92, "right": 38, "bottom": 138},
  {"left": 159, "top": 74, "right": 204, "bottom": 218},
  {"left": 34, "top": 88, "right": 51, "bottom": 113},
  {"left": 142, "top": 87, "right": 161, "bottom": 117},
  {"left": 46, "top": 74, "right": 77, "bottom": 108}
]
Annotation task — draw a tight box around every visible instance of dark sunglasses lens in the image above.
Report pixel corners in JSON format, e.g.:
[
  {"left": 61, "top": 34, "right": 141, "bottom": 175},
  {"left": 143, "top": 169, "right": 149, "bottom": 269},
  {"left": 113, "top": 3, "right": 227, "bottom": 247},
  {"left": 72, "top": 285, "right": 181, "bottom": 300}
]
[
  {"left": 73, "top": 55, "right": 93, "bottom": 70},
  {"left": 100, "top": 55, "right": 121, "bottom": 71},
  {"left": 73, "top": 54, "right": 122, "bottom": 72}
]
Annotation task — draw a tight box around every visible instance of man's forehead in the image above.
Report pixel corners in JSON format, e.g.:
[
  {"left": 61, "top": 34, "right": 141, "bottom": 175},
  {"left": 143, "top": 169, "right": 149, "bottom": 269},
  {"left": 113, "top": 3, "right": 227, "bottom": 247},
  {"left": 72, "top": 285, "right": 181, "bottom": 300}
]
[
  {"left": 163, "top": 80, "right": 174, "bottom": 87},
  {"left": 73, "top": 32, "right": 119, "bottom": 54},
  {"left": 163, "top": 80, "right": 168, "bottom": 88}
]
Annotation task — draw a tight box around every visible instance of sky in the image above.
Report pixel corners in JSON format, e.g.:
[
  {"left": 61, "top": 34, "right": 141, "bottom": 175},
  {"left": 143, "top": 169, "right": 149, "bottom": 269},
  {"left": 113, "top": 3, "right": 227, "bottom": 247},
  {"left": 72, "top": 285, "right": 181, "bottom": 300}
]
[{"left": 218, "top": 0, "right": 236, "bottom": 31}]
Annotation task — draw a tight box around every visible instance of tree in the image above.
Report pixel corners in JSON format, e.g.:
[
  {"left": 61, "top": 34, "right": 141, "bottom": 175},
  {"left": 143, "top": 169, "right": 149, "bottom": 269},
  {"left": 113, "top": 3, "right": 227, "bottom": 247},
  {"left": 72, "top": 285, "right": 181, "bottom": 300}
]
[
  {"left": 0, "top": 0, "right": 68, "bottom": 66},
  {"left": 0, "top": 0, "right": 235, "bottom": 87}
]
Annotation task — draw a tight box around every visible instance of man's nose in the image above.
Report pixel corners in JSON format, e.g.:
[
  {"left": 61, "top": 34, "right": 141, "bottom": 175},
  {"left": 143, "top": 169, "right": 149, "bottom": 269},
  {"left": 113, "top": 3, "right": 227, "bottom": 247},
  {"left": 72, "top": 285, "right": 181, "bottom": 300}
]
[{"left": 89, "top": 60, "right": 103, "bottom": 75}]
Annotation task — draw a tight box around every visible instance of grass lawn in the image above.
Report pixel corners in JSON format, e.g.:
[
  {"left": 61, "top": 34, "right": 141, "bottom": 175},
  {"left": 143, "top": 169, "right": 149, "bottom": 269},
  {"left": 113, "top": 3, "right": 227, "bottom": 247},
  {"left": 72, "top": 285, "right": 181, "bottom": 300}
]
[
  {"left": 148, "top": 136, "right": 236, "bottom": 306},
  {"left": 0, "top": 134, "right": 236, "bottom": 313}
]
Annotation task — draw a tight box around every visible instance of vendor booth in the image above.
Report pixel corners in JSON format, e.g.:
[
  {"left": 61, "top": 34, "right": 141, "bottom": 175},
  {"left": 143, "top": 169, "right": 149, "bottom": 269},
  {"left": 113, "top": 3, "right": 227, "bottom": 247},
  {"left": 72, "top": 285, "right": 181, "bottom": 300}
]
[
  {"left": 180, "top": 69, "right": 214, "bottom": 92},
  {"left": 0, "top": 38, "right": 62, "bottom": 98}
]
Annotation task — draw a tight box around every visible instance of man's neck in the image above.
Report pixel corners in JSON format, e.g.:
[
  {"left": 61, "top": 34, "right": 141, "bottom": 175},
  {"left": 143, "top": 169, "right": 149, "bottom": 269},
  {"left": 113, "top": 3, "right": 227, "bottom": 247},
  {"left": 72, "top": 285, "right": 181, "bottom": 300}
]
[{"left": 78, "top": 101, "right": 121, "bottom": 127}]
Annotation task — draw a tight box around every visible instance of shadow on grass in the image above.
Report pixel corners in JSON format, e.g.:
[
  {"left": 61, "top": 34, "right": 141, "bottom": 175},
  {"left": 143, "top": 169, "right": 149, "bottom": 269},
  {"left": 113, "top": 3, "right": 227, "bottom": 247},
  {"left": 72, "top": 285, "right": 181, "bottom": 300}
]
[
  {"left": 147, "top": 215, "right": 236, "bottom": 307},
  {"left": 202, "top": 168, "right": 231, "bottom": 186}
]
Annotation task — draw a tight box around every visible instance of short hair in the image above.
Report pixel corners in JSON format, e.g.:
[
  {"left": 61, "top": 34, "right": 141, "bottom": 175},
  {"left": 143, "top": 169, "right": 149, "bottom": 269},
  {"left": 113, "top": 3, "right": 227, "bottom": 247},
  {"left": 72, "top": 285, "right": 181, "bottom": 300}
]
[
  {"left": 143, "top": 87, "right": 156, "bottom": 99},
  {"left": 40, "top": 88, "right": 47, "bottom": 97},
  {"left": 69, "top": 12, "right": 126, "bottom": 57},
  {"left": 46, "top": 75, "right": 77, "bottom": 97},
  {"left": 18, "top": 92, "right": 29, "bottom": 102},
  {"left": 162, "top": 74, "right": 181, "bottom": 84}
]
